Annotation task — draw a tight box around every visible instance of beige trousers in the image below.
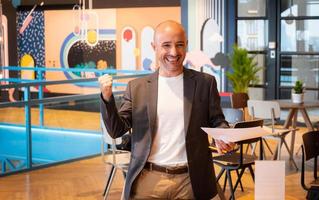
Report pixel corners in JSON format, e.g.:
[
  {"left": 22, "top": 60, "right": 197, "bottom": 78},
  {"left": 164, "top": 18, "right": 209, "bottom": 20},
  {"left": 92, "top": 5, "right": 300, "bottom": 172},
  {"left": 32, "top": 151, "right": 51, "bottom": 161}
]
[{"left": 130, "top": 169, "right": 225, "bottom": 200}]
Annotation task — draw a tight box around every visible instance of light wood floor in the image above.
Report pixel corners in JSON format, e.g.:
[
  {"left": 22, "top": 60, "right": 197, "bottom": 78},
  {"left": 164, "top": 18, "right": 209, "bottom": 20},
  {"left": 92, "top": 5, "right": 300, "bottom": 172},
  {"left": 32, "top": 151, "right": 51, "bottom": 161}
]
[
  {"left": 0, "top": 146, "right": 311, "bottom": 200},
  {"left": 0, "top": 107, "right": 315, "bottom": 199},
  {"left": 0, "top": 107, "right": 100, "bottom": 131}
]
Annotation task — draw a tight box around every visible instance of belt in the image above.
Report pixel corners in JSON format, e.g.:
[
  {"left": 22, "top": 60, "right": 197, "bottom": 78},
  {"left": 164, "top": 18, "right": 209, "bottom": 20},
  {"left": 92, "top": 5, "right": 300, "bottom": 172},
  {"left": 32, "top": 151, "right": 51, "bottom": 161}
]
[{"left": 144, "top": 162, "right": 188, "bottom": 174}]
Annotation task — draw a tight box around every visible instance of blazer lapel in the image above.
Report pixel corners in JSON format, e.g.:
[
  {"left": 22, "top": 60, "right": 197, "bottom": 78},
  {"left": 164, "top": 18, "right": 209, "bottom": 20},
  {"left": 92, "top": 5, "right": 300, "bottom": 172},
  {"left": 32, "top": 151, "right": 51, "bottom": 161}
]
[
  {"left": 183, "top": 68, "right": 195, "bottom": 136},
  {"left": 147, "top": 71, "right": 158, "bottom": 138}
]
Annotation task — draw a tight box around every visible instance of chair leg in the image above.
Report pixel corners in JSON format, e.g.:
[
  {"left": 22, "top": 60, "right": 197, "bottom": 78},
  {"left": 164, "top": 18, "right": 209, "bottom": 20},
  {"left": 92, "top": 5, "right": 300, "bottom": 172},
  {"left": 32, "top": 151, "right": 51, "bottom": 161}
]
[
  {"left": 247, "top": 165, "right": 255, "bottom": 182},
  {"left": 120, "top": 180, "right": 126, "bottom": 200},
  {"left": 216, "top": 182, "right": 227, "bottom": 200},
  {"left": 249, "top": 143, "right": 257, "bottom": 157},
  {"left": 216, "top": 168, "right": 226, "bottom": 191},
  {"left": 295, "top": 145, "right": 302, "bottom": 156},
  {"left": 122, "top": 170, "right": 127, "bottom": 178},
  {"left": 217, "top": 168, "right": 226, "bottom": 182},
  {"left": 254, "top": 141, "right": 267, "bottom": 159},
  {"left": 272, "top": 138, "right": 282, "bottom": 160},
  {"left": 233, "top": 167, "right": 246, "bottom": 193},
  {"left": 223, "top": 172, "right": 227, "bottom": 192},
  {"left": 282, "top": 139, "right": 298, "bottom": 170},
  {"left": 263, "top": 138, "right": 273, "bottom": 155},
  {"left": 245, "top": 144, "right": 250, "bottom": 154},
  {"left": 103, "top": 165, "right": 117, "bottom": 199},
  {"left": 226, "top": 170, "right": 235, "bottom": 200},
  {"left": 235, "top": 169, "right": 244, "bottom": 192}
]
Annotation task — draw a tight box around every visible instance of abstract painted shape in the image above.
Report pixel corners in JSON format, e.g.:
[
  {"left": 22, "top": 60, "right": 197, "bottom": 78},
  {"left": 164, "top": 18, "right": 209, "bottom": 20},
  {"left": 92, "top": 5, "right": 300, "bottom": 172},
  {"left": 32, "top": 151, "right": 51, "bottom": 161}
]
[
  {"left": 20, "top": 54, "right": 35, "bottom": 80},
  {"left": 87, "top": 29, "right": 98, "bottom": 45},
  {"left": 202, "top": 18, "right": 222, "bottom": 58},
  {"left": 142, "top": 58, "right": 152, "bottom": 70},
  {"left": 84, "top": 11, "right": 99, "bottom": 47},
  {"left": 19, "top": 2, "right": 44, "bottom": 34},
  {"left": 17, "top": 10, "right": 45, "bottom": 69},
  {"left": 123, "top": 29, "right": 133, "bottom": 42},
  {"left": 60, "top": 29, "right": 116, "bottom": 85},
  {"left": 19, "top": 15, "right": 33, "bottom": 34},
  {"left": 121, "top": 26, "right": 136, "bottom": 70},
  {"left": 97, "top": 60, "right": 107, "bottom": 70},
  {"left": 184, "top": 50, "right": 215, "bottom": 69},
  {"left": 201, "top": 18, "right": 224, "bottom": 92},
  {"left": 141, "top": 26, "right": 155, "bottom": 70}
]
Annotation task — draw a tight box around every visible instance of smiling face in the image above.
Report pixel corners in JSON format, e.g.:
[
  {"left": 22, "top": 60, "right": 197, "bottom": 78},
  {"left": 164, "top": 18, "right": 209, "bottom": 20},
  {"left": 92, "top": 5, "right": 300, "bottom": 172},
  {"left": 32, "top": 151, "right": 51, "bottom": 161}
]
[{"left": 152, "top": 21, "right": 188, "bottom": 77}]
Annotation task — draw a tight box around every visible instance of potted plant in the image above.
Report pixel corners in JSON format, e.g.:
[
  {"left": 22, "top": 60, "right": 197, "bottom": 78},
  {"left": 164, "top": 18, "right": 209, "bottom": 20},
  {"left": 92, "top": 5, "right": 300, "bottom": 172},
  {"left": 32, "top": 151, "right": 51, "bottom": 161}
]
[
  {"left": 226, "top": 45, "right": 262, "bottom": 94},
  {"left": 292, "top": 80, "right": 304, "bottom": 103}
]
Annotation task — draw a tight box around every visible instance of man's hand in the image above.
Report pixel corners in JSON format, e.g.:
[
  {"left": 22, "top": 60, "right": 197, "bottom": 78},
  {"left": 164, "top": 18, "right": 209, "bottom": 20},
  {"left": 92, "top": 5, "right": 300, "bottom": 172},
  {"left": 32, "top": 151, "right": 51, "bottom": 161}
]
[
  {"left": 215, "top": 139, "right": 236, "bottom": 154},
  {"left": 98, "top": 74, "right": 113, "bottom": 101}
]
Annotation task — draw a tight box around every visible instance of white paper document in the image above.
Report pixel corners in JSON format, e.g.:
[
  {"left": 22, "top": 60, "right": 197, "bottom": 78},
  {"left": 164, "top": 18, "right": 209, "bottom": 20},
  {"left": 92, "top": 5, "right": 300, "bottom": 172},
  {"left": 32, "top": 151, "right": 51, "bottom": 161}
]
[
  {"left": 201, "top": 127, "right": 273, "bottom": 143},
  {"left": 255, "top": 161, "right": 285, "bottom": 200}
]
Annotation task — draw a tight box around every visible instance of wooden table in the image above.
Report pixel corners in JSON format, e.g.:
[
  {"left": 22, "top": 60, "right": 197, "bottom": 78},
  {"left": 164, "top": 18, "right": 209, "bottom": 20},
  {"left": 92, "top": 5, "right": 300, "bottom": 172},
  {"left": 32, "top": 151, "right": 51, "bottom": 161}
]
[
  {"left": 277, "top": 100, "right": 319, "bottom": 131},
  {"left": 277, "top": 100, "right": 319, "bottom": 157}
]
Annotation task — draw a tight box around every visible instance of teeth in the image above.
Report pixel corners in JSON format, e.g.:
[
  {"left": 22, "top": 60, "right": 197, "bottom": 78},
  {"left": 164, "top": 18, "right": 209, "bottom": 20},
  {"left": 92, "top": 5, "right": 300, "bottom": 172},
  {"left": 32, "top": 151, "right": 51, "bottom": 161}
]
[{"left": 167, "top": 57, "right": 179, "bottom": 62}]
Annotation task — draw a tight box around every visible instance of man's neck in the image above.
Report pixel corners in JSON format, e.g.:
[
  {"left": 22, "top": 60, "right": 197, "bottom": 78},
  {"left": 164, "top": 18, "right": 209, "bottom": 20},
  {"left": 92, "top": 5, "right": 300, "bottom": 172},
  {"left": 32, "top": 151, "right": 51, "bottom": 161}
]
[{"left": 159, "top": 68, "right": 183, "bottom": 77}]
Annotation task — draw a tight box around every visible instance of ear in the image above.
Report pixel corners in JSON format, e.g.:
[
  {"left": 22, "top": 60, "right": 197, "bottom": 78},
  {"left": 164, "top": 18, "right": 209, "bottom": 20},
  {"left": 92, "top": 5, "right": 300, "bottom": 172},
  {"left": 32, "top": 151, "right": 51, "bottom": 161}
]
[{"left": 151, "top": 42, "right": 156, "bottom": 51}]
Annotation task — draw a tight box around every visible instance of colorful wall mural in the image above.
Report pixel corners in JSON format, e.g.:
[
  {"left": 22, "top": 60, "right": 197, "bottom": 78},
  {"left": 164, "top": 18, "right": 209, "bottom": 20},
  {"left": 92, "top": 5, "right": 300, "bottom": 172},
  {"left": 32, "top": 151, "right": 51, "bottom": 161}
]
[
  {"left": 16, "top": 7, "right": 180, "bottom": 94},
  {"left": 186, "top": 0, "right": 226, "bottom": 92},
  {"left": 17, "top": 10, "right": 45, "bottom": 82}
]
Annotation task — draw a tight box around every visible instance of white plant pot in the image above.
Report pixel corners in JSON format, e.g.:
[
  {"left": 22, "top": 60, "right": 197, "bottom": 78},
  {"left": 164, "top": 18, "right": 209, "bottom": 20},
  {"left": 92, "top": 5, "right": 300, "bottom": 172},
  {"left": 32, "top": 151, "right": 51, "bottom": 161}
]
[{"left": 291, "top": 93, "right": 304, "bottom": 103}]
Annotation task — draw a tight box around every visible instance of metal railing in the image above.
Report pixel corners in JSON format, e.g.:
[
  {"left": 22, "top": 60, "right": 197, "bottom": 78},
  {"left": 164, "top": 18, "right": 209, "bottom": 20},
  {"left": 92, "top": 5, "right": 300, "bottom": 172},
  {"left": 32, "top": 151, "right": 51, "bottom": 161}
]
[{"left": 0, "top": 66, "right": 150, "bottom": 174}]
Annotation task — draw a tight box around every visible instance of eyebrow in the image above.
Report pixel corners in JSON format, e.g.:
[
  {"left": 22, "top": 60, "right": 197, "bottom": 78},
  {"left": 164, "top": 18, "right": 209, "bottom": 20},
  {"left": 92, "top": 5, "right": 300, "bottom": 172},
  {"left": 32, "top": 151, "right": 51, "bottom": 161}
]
[{"left": 161, "top": 41, "right": 185, "bottom": 45}]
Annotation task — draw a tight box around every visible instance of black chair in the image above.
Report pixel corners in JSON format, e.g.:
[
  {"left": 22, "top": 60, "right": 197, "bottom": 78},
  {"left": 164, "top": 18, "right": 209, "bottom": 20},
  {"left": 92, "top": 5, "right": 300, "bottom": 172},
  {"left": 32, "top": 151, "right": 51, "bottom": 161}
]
[
  {"left": 212, "top": 119, "right": 264, "bottom": 200},
  {"left": 301, "top": 131, "right": 319, "bottom": 200}
]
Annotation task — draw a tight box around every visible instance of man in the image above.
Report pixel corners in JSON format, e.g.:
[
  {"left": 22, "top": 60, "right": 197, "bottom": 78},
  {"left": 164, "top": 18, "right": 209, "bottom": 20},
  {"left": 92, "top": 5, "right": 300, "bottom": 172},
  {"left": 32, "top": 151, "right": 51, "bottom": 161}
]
[{"left": 99, "top": 20, "right": 232, "bottom": 200}]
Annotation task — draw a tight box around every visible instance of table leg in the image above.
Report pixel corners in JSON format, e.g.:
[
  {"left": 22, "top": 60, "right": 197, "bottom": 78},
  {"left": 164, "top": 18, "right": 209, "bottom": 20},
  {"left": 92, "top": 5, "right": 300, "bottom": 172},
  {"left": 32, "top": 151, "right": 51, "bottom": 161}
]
[
  {"left": 300, "top": 108, "right": 314, "bottom": 131},
  {"left": 284, "top": 108, "right": 297, "bottom": 129},
  {"left": 289, "top": 110, "right": 298, "bottom": 161}
]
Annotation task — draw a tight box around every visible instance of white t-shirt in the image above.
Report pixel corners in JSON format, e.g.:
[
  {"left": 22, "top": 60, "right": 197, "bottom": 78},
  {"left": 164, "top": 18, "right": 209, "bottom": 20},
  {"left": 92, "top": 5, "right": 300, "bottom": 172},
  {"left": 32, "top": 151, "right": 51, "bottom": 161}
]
[{"left": 147, "top": 73, "right": 187, "bottom": 166}]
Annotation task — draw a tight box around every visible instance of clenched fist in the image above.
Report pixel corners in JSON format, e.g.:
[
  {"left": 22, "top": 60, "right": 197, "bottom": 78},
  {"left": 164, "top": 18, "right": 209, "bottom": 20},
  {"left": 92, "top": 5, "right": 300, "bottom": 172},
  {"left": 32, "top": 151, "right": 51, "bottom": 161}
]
[{"left": 98, "top": 74, "right": 113, "bottom": 101}]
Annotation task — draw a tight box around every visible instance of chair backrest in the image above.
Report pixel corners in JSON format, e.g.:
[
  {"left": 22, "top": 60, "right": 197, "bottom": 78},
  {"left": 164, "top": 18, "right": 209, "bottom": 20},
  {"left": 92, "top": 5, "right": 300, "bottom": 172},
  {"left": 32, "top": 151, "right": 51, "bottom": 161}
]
[
  {"left": 101, "top": 116, "right": 122, "bottom": 146},
  {"left": 301, "top": 131, "right": 319, "bottom": 191},
  {"left": 302, "top": 131, "right": 319, "bottom": 161},
  {"left": 247, "top": 100, "right": 281, "bottom": 120},
  {"left": 231, "top": 93, "right": 249, "bottom": 109},
  {"left": 233, "top": 119, "right": 263, "bottom": 129},
  {"left": 100, "top": 115, "right": 130, "bottom": 165},
  {"left": 233, "top": 119, "right": 264, "bottom": 145},
  {"left": 222, "top": 108, "right": 244, "bottom": 124}
]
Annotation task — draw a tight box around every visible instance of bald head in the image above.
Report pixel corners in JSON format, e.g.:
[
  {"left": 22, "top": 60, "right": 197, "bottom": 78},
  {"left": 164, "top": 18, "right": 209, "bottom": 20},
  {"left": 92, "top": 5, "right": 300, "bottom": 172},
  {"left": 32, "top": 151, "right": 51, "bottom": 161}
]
[
  {"left": 153, "top": 20, "right": 186, "bottom": 44},
  {"left": 151, "top": 20, "right": 188, "bottom": 77}
]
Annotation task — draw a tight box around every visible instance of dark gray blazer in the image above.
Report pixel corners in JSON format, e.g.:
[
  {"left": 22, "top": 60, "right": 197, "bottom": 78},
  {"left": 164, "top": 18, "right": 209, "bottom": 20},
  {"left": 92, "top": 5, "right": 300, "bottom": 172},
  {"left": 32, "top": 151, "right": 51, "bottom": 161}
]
[{"left": 100, "top": 68, "right": 228, "bottom": 200}]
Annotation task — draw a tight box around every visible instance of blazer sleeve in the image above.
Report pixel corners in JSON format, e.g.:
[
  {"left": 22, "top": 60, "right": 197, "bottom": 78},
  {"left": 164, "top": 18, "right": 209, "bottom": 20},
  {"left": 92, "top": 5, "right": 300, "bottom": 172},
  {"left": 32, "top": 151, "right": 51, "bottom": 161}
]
[
  {"left": 208, "top": 76, "right": 229, "bottom": 128},
  {"left": 100, "top": 82, "right": 132, "bottom": 138}
]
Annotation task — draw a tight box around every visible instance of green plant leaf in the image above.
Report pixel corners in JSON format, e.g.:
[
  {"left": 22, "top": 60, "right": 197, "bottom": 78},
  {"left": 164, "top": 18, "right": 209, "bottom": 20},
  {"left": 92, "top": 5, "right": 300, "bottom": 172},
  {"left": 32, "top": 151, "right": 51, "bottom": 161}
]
[
  {"left": 293, "top": 80, "right": 303, "bottom": 94},
  {"left": 226, "top": 45, "right": 262, "bottom": 93}
]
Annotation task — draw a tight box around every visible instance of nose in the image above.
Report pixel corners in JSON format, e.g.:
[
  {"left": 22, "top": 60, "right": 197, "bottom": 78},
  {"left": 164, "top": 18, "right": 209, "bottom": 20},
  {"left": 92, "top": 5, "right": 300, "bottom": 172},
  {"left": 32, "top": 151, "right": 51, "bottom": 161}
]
[{"left": 170, "top": 46, "right": 177, "bottom": 56}]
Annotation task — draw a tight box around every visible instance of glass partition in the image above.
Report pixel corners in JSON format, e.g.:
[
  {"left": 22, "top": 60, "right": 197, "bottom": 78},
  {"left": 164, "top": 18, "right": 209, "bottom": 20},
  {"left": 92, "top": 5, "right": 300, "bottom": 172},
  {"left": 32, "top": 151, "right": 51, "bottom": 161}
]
[
  {"left": 237, "top": 20, "right": 268, "bottom": 51},
  {"left": 0, "top": 105, "right": 28, "bottom": 174},
  {"left": 250, "top": 54, "right": 266, "bottom": 84},
  {"left": 281, "top": 0, "right": 319, "bottom": 17},
  {"left": 42, "top": 98, "right": 100, "bottom": 130},
  {"left": 281, "top": 19, "right": 319, "bottom": 52},
  {"left": 280, "top": 55, "right": 319, "bottom": 87},
  {"left": 238, "top": 0, "right": 266, "bottom": 17}
]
